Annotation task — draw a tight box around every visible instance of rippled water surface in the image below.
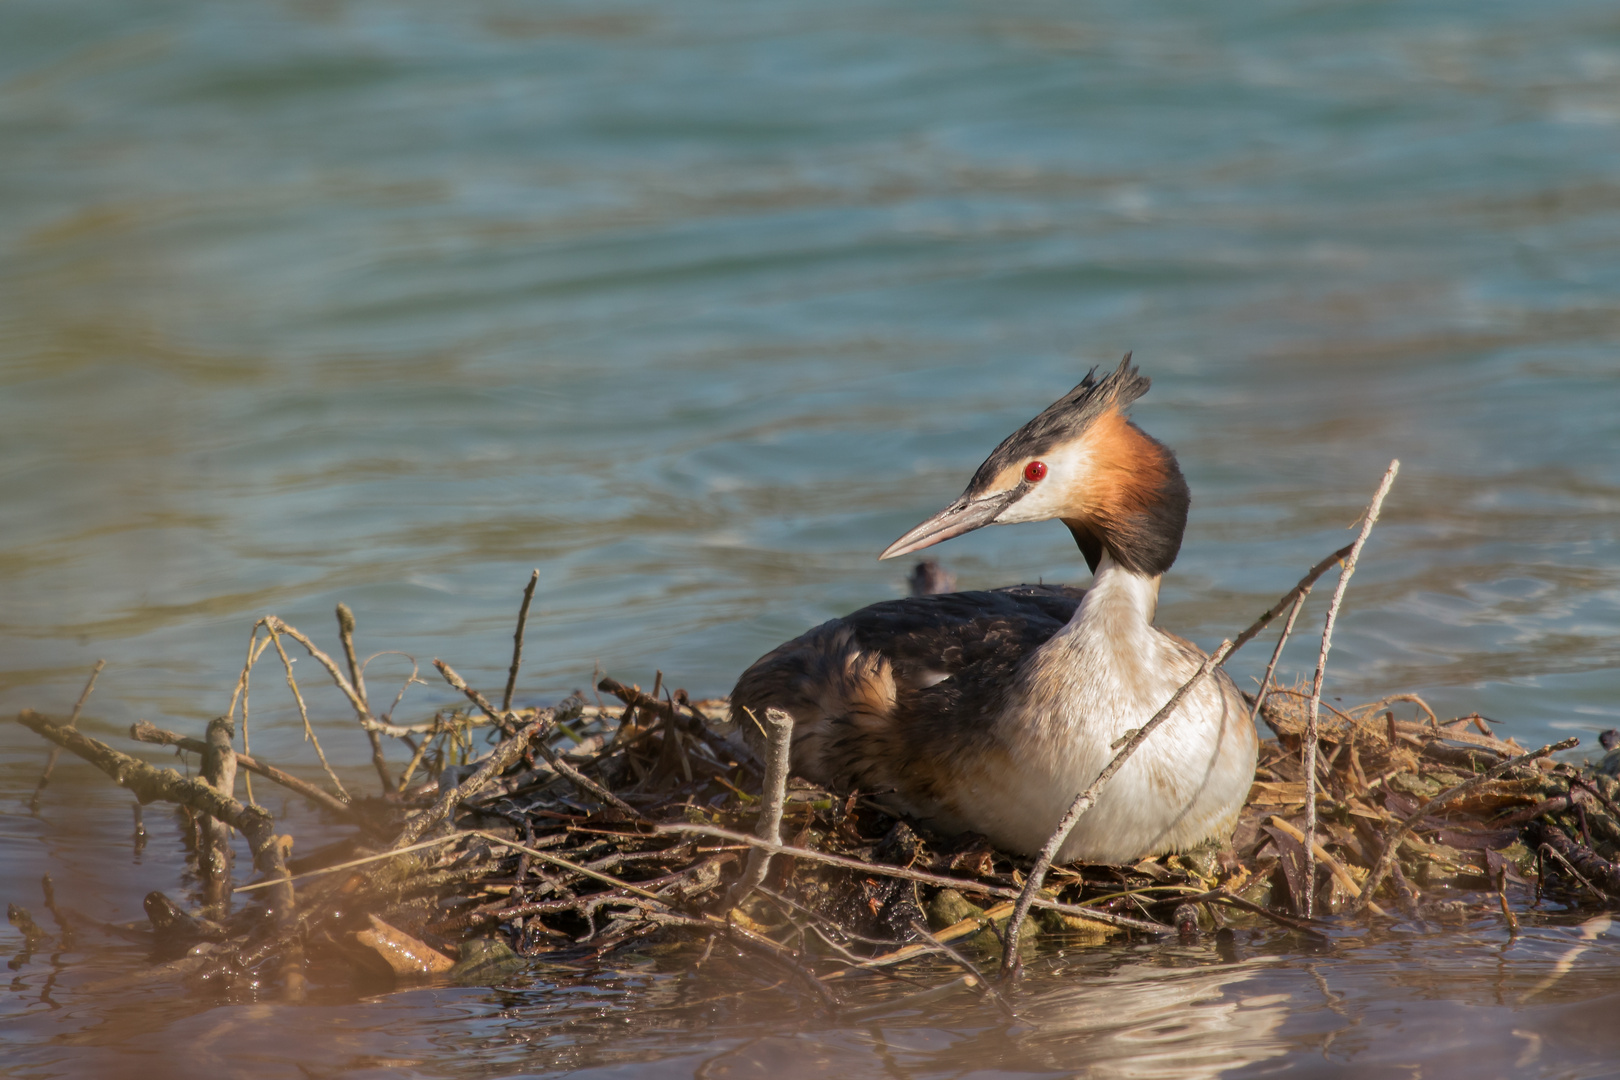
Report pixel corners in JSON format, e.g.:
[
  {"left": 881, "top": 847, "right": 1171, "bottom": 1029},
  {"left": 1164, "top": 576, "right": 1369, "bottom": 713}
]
[{"left": 4, "top": 1, "right": 1620, "bottom": 1076}]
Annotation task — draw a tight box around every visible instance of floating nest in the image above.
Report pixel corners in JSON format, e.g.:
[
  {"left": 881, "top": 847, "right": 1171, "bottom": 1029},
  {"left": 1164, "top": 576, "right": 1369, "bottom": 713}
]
[{"left": 12, "top": 598, "right": 1620, "bottom": 1007}]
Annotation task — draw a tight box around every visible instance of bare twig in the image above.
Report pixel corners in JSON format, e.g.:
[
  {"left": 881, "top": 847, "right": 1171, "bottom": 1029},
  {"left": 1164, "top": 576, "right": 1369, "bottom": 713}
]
[
  {"left": 503, "top": 570, "right": 540, "bottom": 714},
  {"left": 1267, "top": 814, "right": 1387, "bottom": 917},
  {"left": 227, "top": 625, "right": 274, "bottom": 804},
  {"left": 1356, "top": 736, "right": 1578, "bottom": 914},
  {"left": 597, "top": 675, "right": 684, "bottom": 728},
  {"left": 1304, "top": 460, "right": 1399, "bottom": 916},
  {"left": 262, "top": 617, "right": 402, "bottom": 737},
  {"left": 396, "top": 713, "right": 444, "bottom": 794},
  {"left": 1248, "top": 592, "right": 1307, "bottom": 732},
  {"left": 725, "top": 707, "right": 792, "bottom": 906},
  {"left": 263, "top": 621, "right": 350, "bottom": 802},
  {"left": 336, "top": 604, "right": 392, "bottom": 792},
  {"left": 29, "top": 659, "right": 105, "bottom": 812}
]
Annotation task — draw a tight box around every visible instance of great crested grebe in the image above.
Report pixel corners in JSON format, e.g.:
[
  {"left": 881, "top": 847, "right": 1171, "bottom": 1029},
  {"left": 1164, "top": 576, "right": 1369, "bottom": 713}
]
[{"left": 730, "top": 357, "right": 1257, "bottom": 865}]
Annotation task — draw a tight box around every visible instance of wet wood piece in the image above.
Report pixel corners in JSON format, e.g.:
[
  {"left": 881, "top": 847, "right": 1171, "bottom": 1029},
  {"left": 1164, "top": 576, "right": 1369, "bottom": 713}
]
[
  {"left": 129, "top": 720, "right": 364, "bottom": 827},
  {"left": 200, "top": 717, "right": 239, "bottom": 907},
  {"left": 354, "top": 914, "right": 455, "bottom": 977},
  {"left": 14, "top": 709, "right": 302, "bottom": 993},
  {"left": 725, "top": 707, "right": 792, "bottom": 906},
  {"left": 1527, "top": 820, "right": 1620, "bottom": 897}
]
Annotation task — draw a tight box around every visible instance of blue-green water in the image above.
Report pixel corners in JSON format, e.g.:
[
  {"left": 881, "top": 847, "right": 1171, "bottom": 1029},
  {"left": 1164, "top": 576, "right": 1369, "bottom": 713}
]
[{"left": 3, "top": 2, "right": 1620, "bottom": 1076}]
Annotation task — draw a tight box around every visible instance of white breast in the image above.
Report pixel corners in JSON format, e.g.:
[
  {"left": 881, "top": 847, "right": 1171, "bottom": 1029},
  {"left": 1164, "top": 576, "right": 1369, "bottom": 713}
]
[{"left": 933, "top": 559, "right": 1257, "bottom": 863}]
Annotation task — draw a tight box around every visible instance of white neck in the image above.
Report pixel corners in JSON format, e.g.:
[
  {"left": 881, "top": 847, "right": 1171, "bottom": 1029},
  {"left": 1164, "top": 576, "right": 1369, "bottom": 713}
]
[
  {"left": 1076, "top": 550, "right": 1160, "bottom": 632},
  {"left": 1027, "top": 550, "right": 1168, "bottom": 701}
]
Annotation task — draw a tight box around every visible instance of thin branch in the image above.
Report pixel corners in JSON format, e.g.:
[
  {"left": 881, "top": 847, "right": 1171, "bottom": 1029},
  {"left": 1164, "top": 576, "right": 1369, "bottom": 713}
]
[
  {"left": 1247, "top": 591, "right": 1307, "bottom": 731},
  {"left": 1304, "top": 459, "right": 1399, "bottom": 917},
  {"left": 503, "top": 570, "right": 540, "bottom": 714},
  {"left": 237, "top": 628, "right": 272, "bottom": 804},
  {"left": 263, "top": 616, "right": 381, "bottom": 734},
  {"left": 264, "top": 621, "right": 349, "bottom": 802},
  {"left": 29, "top": 659, "right": 104, "bottom": 812},
  {"left": 396, "top": 712, "right": 444, "bottom": 794},
  {"left": 909, "top": 919, "right": 1016, "bottom": 1018},
  {"left": 393, "top": 713, "right": 554, "bottom": 847},
  {"left": 335, "top": 604, "right": 370, "bottom": 712},
  {"left": 337, "top": 603, "right": 391, "bottom": 792}
]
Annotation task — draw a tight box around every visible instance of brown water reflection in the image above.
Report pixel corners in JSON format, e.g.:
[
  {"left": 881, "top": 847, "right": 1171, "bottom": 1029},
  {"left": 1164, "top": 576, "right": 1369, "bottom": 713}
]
[{"left": 12, "top": 905, "right": 1620, "bottom": 1078}]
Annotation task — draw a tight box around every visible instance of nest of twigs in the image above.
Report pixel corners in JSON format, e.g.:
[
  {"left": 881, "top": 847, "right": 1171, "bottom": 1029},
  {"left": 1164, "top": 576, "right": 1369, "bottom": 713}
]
[
  {"left": 12, "top": 469, "right": 1620, "bottom": 1006},
  {"left": 13, "top": 616, "right": 1620, "bottom": 1008}
]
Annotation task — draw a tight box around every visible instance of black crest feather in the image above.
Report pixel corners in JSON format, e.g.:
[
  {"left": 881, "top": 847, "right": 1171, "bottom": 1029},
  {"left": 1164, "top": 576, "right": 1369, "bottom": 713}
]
[{"left": 966, "top": 354, "right": 1148, "bottom": 497}]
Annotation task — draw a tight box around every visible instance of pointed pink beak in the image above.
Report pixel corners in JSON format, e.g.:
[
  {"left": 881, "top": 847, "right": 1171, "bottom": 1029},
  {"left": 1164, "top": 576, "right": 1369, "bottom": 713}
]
[{"left": 878, "top": 489, "right": 1018, "bottom": 560}]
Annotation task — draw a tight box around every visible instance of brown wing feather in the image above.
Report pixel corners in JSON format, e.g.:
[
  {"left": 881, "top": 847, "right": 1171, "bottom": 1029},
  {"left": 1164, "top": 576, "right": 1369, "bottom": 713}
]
[{"left": 729, "top": 584, "right": 1084, "bottom": 794}]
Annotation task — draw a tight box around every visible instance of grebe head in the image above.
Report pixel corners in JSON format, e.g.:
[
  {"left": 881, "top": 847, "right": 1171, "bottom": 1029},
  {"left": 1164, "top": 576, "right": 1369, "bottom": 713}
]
[{"left": 878, "top": 354, "right": 1189, "bottom": 576}]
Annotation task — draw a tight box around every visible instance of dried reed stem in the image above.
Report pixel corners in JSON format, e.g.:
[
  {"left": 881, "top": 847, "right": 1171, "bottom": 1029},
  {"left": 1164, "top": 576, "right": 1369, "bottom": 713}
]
[
  {"left": 503, "top": 570, "right": 540, "bottom": 714},
  {"left": 1303, "top": 459, "right": 1398, "bottom": 917}
]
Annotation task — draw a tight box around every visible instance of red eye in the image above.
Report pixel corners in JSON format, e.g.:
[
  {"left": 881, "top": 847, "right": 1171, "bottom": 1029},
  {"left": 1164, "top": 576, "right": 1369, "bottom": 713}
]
[{"left": 1024, "top": 460, "right": 1047, "bottom": 483}]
